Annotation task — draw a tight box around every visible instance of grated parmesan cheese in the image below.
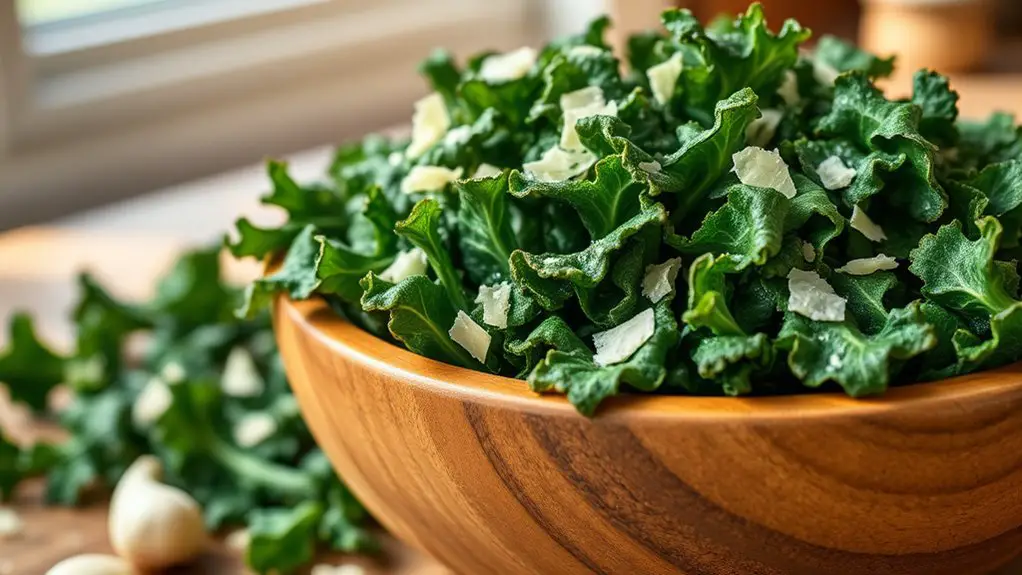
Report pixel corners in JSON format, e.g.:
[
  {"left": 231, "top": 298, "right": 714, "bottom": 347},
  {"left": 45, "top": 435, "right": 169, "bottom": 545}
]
[
  {"left": 641, "top": 258, "right": 682, "bottom": 303},
  {"left": 132, "top": 377, "right": 172, "bottom": 428},
  {"left": 732, "top": 146, "right": 797, "bottom": 198},
  {"left": 475, "top": 283, "right": 512, "bottom": 329},
  {"left": 567, "top": 45, "right": 605, "bottom": 58},
  {"left": 850, "top": 205, "right": 887, "bottom": 242},
  {"left": 813, "top": 59, "right": 841, "bottom": 86},
  {"left": 593, "top": 308, "right": 656, "bottom": 366},
  {"left": 559, "top": 86, "right": 617, "bottom": 152},
  {"left": 787, "top": 269, "right": 846, "bottom": 322},
  {"left": 646, "top": 52, "right": 684, "bottom": 106},
  {"left": 379, "top": 248, "right": 429, "bottom": 283},
  {"left": 449, "top": 311, "right": 491, "bottom": 363},
  {"left": 405, "top": 93, "right": 450, "bottom": 159},
  {"left": 801, "top": 241, "right": 816, "bottom": 263},
  {"left": 816, "top": 156, "right": 856, "bottom": 190},
  {"left": 400, "top": 166, "right": 464, "bottom": 194},
  {"left": 0, "top": 509, "right": 22, "bottom": 540},
  {"left": 637, "top": 160, "right": 661, "bottom": 174},
  {"left": 472, "top": 163, "right": 502, "bottom": 179},
  {"left": 221, "top": 347, "right": 265, "bottom": 398},
  {"left": 523, "top": 146, "right": 595, "bottom": 182},
  {"left": 479, "top": 47, "right": 537, "bottom": 83},
  {"left": 837, "top": 254, "right": 898, "bottom": 275},
  {"left": 746, "top": 108, "right": 784, "bottom": 147},
  {"left": 311, "top": 565, "right": 367, "bottom": 575},
  {"left": 160, "top": 361, "right": 186, "bottom": 384},
  {"left": 233, "top": 413, "right": 277, "bottom": 448},
  {"left": 777, "top": 70, "right": 800, "bottom": 106}
]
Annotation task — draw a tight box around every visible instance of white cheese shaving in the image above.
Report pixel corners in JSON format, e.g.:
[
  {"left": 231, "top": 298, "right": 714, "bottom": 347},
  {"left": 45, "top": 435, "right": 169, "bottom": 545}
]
[
  {"left": 787, "top": 269, "right": 846, "bottom": 322},
  {"left": 479, "top": 47, "right": 537, "bottom": 83},
  {"left": 443, "top": 125, "right": 472, "bottom": 146},
  {"left": 225, "top": 529, "right": 250, "bottom": 552},
  {"left": 637, "top": 160, "right": 661, "bottom": 174},
  {"left": 405, "top": 92, "right": 450, "bottom": 158},
  {"left": 559, "top": 86, "right": 617, "bottom": 152},
  {"left": 475, "top": 283, "right": 512, "bottom": 329},
  {"left": 221, "top": 347, "right": 265, "bottom": 398},
  {"left": 732, "top": 146, "right": 797, "bottom": 199},
  {"left": 816, "top": 155, "right": 857, "bottom": 190},
  {"left": 828, "top": 353, "right": 843, "bottom": 370},
  {"left": 801, "top": 241, "right": 816, "bottom": 263},
  {"left": 567, "top": 45, "right": 605, "bottom": 58},
  {"left": 837, "top": 254, "right": 899, "bottom": 275},
  {"left": 592, "top": 308, "right": 656, "bottom": 366},
  {"left": 472, "top": 163, "right": 502, "bottom": 179},
  {"left": 387, "top": 151, "right": 403, "bottom": 166},
  {"left": 641, "top": 258, "right": 682, "bottom": 303},
  {"left": 400, "top": 166, "right": 464, "bottom": 194},
  {"left": 0, "top": 509, "right": 22, "bottom": 540},
  {"left": 160, "top": 361, "right": 186, "bottom": 384},
  {"left": 523, "top": 146, "right": 595, "bottom": 182},
  {"left": 813, "top": 59, "right": 841, "bottom": 86},
  {"left": 646, "top": 52, "right": 684, "bottom": 106},
  {"left": 746, "top": 108, "right": 783, "bottom": 147},
  {"left": 233, "top": 413, "right": 277, "bottom": 448},
  {"left": 850, "top": 205, "right": 887, "bottom": 242},
  {"left": 777, "top": 70, "right": 800, "bottom": 106},
  {"left": 132, "top": 377, "right": 172, "bottom": 428},
  {"left": 379, "top": 248, "right": 428, "bottom": 283},
  {"left": 449, "top": 310, "right": 491, "bottom": 363},
  {"left": 312, "top": 565, "right": 366, "bottom": 575}
]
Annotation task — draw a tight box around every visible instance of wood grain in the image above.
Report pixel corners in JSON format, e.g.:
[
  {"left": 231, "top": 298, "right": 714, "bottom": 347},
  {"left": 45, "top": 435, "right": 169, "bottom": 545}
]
[{"left": 275, "top": 295, "right": 1022, "bottom": 575}]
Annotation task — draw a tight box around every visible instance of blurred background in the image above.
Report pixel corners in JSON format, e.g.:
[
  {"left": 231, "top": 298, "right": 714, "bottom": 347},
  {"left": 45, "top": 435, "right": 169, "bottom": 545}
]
[{"left": 1, "top": 0, "right": 1022, "bottom": 230}]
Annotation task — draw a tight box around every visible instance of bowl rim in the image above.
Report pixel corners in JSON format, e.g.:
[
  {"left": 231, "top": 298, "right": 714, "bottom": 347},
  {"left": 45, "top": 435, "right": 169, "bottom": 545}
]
[{"left": 278, "top": 294, "right": 1022, "bottom": 421}]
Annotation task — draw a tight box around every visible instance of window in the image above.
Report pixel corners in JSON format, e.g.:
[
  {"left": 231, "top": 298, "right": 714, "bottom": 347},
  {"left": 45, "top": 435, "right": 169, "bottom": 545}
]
[{"left": 0, "top": 0, "right": 541, "bottom": 228}]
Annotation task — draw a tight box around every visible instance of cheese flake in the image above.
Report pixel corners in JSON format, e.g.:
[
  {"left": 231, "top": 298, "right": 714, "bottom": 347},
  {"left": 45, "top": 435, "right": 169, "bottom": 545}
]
[
  {"left": 479, "top": 47, "right": 537, "bottom": 83},
  {"left": 801, "top": 241, "right": 816, "bottom": 263},
  {"left": 475, "top": 283, "right": 512, "bottom": 329},
  {"left": 850, "top": 205, "right": 887, "bottom": 242},
  {"left": 646, "top": 52, "right": 684, "bottom": 106},
  {"left": 837, "top": 254, "right": 899, "bottom": 275},
  {"left": 449, "top": 310, "right": 491, "bottom": 363},
  {"left": 0, "top": 509, "right": 22, "bottom": 540},
  {"left": 637, "top": 160, "right": 661, "bottom": 174},
  {"left": 379, "top": 248, "right": 428, "bottom": 283},
  {"left": 559, "top": 86, "right": 617, "bottom": 151},
  {"left": 813, "top": 59, "right": 841, "bottom": 86},
  {"left": 777, "top": 70, "right": 800, "bottom": 106},
  {"left": 523, "top": 146, "right": 595, "bottom": 182},
  {"left": 746, "top": 108, "right": 783, "bottom": 147},
  {"left": 400, "top": 166, "right": 463, "bottom": 194},
  {"left": 787, "top": 269, "right": 846, "bottom": 322},
  {"left": 233, "top": 413, "right": 277, "bottom": 448},
  {"left": 732, "top": 146, "right": 797, "bottom": 198},
  {"left": 160, "top": 361, "right": 186, "bottom": 384},
  {"left": 816, "top": 155, "right": 856, "bottom": 190},
  {"left": 641, "top": 258, "right": 682, "bottom": 303},
  {"left": 312, "top": 565, "right": 367, "bottom": 575},
  {"left": 405, "top": 93, "right": 450, "bottom": 158},
  {"left": 221, "top": 347, "right": 265, "bottom": 398},
  {"left": 567, "top": 45, "right": 605, "bottom": 58},
  {"left": 593, "top": 308, "right": 656, "bottom": 366},
  {"left": 132, "top": 376, "right": 172, "bottom": 428},
  {"left": 472, "top": 163, "right": 502, "bottom": 179}
]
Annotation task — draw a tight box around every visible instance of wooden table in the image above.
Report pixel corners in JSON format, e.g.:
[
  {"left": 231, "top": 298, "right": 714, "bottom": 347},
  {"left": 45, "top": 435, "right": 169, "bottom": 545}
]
[{"left": 3, "top": 71, "right": 1022, "bottom": 572}]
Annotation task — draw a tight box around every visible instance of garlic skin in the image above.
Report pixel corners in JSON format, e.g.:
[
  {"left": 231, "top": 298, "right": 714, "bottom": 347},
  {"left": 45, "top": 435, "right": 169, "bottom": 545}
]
[
  {"left": 46, "top": 554, "right": 133, "bottom": 575},
  {"left": 108, "top": 456, "right": 206, "bottom": 570}
]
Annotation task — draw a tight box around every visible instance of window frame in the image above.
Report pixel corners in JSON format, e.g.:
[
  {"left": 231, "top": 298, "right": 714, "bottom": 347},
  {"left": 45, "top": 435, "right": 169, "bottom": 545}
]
[{"left": 0, "top": 0, "right": 539, "bottom": 228}]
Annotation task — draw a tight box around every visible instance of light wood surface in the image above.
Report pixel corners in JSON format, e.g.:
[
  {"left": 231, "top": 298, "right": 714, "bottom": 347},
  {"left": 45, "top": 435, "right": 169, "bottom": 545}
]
[{"left": 275, "top": 295, "right": 1022, "bottom": 575}]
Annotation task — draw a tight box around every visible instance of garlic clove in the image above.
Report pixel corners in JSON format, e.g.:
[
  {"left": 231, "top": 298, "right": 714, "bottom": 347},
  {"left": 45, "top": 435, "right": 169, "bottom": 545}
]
[
  {"left": 109, "top": 456, "right": 207, "bottom": 570},
  {"left": 46, "top": 554, "right": 134, "bottom": 575}
]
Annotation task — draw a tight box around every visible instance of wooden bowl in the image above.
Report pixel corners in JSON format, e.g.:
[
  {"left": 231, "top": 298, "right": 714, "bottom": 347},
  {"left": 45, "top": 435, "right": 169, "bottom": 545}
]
[{"left": 274, "top": 295, "right": 1022, "bottom": 575}]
